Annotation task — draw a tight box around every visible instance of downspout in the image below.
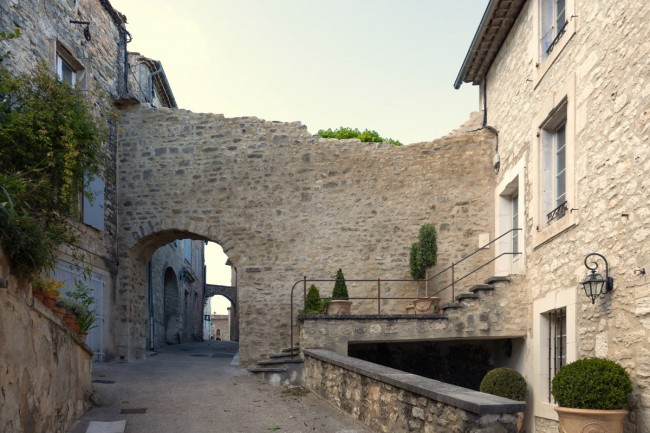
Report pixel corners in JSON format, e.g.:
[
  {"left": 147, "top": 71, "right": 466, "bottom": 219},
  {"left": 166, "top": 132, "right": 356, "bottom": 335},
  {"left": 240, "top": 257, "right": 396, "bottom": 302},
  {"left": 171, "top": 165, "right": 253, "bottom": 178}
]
[
  {"left": 482, "top": 75, "right": 500, "bottom": 174},
  {"left": 147, "top": 62, "right": 164, "bottom": 105},
  {"left": 148, "top": 260, "right": 154, "bottom": 350}
]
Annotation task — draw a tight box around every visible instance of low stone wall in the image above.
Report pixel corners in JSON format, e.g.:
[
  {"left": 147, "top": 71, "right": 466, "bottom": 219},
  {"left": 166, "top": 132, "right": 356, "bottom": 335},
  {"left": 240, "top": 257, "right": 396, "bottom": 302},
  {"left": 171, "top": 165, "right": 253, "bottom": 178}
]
[
  {"left": 0, "top": 249, "right": 93, "bottom": 433},
  {"left": 304, "top": 349, "right": 524, "bottom": 433}
]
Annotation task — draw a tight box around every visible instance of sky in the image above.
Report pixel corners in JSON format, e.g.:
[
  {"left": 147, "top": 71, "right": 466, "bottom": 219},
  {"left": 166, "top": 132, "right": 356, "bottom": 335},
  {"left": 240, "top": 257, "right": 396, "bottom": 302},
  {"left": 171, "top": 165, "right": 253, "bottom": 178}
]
[{"left": 107, "top": 0, "right": 488, "bottom": 311}]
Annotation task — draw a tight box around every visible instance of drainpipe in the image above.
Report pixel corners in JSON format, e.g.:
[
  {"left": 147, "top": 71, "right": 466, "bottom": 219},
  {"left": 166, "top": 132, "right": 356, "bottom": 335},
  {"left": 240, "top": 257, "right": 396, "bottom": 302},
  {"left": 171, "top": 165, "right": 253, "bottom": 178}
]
[
  {"left": 482, "top": 75, "right": 500, "bottom": 174},
  {"left": 147, "top": 62, "right": 163, "bottom": 105},
  {"left": 148, "top": 260, "right": 154, "bottom": 350}
]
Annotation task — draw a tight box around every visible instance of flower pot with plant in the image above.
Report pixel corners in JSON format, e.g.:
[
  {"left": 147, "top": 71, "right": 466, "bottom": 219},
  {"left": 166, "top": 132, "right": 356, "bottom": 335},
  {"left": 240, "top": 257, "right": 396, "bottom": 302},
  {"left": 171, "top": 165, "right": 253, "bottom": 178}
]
[
  {"left": 551, "top": 357, "right": 633, "bottom": 433},
  {"left": 33, "top": 277, "right": 64, "bottom": 309},
  {"left": 327, "top": 269, "right": 352, "bottom": 315},
  {"left": 409, "top": 224, "right": 439, "bottom": 312}
]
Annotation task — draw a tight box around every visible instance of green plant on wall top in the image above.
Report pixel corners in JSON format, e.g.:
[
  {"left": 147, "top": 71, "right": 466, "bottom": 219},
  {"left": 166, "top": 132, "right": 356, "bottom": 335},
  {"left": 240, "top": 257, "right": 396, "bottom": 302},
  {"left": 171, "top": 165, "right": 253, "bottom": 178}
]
[
  {"left": 480, "top": 367, "right": 527, "bottom": 401},
  {"left": 0, "top": 63, "right": 107, "bottom": 277},
  {"left": 317, "top": 127, "right": 402, "bottom": 146},
  {"left": 332, "top": 269, "right": 349, "bottom": 300},
  {"left": 551, "top": 357, "right": 633, "bottom": 410},
  {"left": 305, "top": 284, "right": 326, "bottom": 314}
]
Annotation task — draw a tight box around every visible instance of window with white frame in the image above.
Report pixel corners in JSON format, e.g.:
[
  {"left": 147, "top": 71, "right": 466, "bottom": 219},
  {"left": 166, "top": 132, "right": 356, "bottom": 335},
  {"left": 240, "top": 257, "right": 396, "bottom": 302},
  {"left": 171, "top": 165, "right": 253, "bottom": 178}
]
[
  {"left": 495, "top": 157, "right": 525, "bottom": 276},
  {"left": 533, "top": 287, "right": 576, "bottom": 420},
  {"left": 56, "top": 54, "right": 77, "bottom": 86},
  {"left": 540, "top": 100, "right": 568, "bottom": 227},
  {"left": 540, "top": 0, "right": 567, "bottom": 60},
  {"left": 544, "top": 307, "right": 566, "bottom": 403}
]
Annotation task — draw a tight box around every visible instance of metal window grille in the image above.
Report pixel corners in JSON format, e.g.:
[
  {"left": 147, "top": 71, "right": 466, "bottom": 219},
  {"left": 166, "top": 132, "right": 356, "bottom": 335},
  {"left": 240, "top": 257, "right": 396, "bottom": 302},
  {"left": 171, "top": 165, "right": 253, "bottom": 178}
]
[{"left": 547, "top": 308, "right": 566, "bottom": 402}]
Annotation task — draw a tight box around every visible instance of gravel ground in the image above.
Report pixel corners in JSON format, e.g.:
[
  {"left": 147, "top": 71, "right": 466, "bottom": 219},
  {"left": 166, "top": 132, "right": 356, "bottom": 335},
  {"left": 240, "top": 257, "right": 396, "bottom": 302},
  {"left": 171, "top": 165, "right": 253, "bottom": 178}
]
[{"left": 68, "top": 340, "right": 370, "bottom": 433}]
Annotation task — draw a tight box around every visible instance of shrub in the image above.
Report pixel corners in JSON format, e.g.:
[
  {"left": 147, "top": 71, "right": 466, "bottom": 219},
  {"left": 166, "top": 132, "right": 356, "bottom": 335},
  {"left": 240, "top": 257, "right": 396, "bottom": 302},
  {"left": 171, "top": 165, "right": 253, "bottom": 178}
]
[
  {"left": 418, "top": 224, "right": 437, "bottom": 269},
  {"left": 551, "top": 358, "right": 633, "bottom": 410},
  {"left": 409, "top": 242, "right": 425, "bottom": 280},
  {"left": 332, "top": 269, "right": 349, "bottom": 300},
  {"left": 480, "top": 368, "right": 527, "bottom": 401},
  {"left": 305, "top": 284, "right": 324, "bottom": 313}
]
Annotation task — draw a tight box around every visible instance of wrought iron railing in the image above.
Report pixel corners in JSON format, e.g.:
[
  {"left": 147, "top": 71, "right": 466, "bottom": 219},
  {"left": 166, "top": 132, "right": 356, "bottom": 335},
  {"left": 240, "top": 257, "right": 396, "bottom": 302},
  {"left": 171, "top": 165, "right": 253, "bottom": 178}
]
[{"left": 288, "top": 228, "right": 522, "bottom": 354}]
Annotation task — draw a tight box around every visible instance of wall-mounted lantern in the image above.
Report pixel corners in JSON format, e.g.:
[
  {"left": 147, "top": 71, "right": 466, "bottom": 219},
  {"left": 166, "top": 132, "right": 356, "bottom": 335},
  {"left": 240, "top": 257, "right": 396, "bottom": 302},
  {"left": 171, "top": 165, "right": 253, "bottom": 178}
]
[{"left": 581, "top": 253, "right": 614, "bottom": 304}]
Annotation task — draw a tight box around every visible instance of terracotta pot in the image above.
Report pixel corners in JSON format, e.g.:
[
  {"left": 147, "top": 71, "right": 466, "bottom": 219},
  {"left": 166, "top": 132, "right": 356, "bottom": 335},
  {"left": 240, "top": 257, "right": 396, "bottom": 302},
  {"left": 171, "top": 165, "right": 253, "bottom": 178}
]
[
  {"left": 77, "top": 331, "right": 88, "bottom": 342},
  {"left": 555, "top": 406, "right": 628, "bottom": 433},
  {"left": 42, "top": 297, "right": 55, "bottom": 309},
  {"left": 413, "top": 296, "right": 440, "bottom": 314},
  {"left": 33, "top": 289, "right": 46, "bottom": 303},
  {"left": 51, "top": 304, "right": 66, "bottom": 318},
  {"left": 327, "top": 300, "right": 352, "bottom": 315},
  {"left": 63, "top": 312, "right": 77, "bottom": 329}
]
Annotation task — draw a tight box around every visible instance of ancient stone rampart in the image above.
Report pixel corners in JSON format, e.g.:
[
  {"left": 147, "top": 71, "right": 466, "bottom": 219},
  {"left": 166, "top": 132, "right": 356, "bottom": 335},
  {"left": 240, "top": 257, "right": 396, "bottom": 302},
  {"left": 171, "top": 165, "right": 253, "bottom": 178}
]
[{"left": 116, "top": 106, "right": 496, "bottom": 364}]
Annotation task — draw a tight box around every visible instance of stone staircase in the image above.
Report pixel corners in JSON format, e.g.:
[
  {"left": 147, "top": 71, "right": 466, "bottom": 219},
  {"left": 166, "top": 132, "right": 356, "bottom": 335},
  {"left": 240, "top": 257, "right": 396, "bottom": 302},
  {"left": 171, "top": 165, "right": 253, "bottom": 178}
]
[{"left": 247, "top": 346, "right": 304, "bottom": 386}]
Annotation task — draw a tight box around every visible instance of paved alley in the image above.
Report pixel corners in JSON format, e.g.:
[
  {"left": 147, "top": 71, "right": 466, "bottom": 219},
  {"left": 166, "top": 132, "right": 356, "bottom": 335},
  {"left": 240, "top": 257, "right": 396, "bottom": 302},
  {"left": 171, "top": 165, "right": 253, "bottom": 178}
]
[{"left": 68, "top": 341, "right": 369, "bottom": 433}]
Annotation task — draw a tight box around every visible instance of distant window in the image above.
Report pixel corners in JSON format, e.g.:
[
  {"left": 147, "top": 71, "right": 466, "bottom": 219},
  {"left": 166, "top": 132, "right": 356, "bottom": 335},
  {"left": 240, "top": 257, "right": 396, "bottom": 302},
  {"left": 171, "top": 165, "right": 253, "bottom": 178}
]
[
  {"left": 83, "top": 174, "right": 105, "bottom": 231},
  {"left": 544, "top": 308, "right": 566, "bottom": 403},
  {"left": 56, "top": 54, "right": 77, "bottom": 86}
]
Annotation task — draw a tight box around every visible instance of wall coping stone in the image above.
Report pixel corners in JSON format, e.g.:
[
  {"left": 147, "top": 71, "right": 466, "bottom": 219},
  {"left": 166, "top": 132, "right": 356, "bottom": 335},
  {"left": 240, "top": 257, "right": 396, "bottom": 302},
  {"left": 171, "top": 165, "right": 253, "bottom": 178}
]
[
  {"left": 304, "top": 348, "right": 526, "bottom": 415},
  {"left": 298, "top": 313, "right": 447, "bottom": 321}
]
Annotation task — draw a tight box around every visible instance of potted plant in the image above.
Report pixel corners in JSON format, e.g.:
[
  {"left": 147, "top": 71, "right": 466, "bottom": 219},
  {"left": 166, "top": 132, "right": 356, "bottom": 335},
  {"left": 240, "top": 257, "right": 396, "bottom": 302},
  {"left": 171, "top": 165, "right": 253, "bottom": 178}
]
[
  {"left": 67, "top": 279, "right": 97, "bottom": 339},
  {"left": 304, "top": 284, "right": 327, "bottom": 314},
  {"left": 480, "top": 367, "right": 527, "bottom": 433},
  {"left": 33, "top": 277, "right": 64, "bottom": 309},
  {"left": 551, "top": 357, "right": 633, "bottom": 433},
  {"left": 327, "top": 269, "right": 352, "bottom": 315},
  {"left": 408, "top": 224, "right": 440, "bottom": 313}
]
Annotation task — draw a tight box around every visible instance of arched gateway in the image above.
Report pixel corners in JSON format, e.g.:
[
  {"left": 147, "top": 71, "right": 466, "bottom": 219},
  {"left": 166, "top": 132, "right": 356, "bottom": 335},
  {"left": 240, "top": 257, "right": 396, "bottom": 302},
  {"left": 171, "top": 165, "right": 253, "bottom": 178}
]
[{"left": 115, "top": 106, "right": 495, "bottom": 365}]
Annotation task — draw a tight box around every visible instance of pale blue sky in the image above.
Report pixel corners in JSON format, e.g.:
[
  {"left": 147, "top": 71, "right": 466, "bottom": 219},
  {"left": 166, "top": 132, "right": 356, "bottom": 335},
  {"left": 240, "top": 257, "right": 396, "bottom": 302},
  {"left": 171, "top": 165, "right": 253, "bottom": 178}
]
[
  {"left": 109, "top": 1, "right": 489, "bottom": 308},
  {"left": 110, "top": 0, "right": 487, "bottom": 144}
]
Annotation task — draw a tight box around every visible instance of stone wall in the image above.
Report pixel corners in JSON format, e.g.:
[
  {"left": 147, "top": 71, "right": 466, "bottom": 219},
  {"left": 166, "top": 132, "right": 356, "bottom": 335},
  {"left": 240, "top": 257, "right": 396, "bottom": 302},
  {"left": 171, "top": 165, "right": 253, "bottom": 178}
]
[
  {"left": 304, "top": 349, "right": 523, "bottom": 433},
  {"left": 477, "top": 0, "right": 650, "bottom": 431},
  {"left": 115, "top": 106, "right": 497, "bottom": 364},
  {"left": 0, "top": 248, "right": 93, "bottom": 433},
  {"left": 0, "top": 0, "right": 127, "bottom": 361}
]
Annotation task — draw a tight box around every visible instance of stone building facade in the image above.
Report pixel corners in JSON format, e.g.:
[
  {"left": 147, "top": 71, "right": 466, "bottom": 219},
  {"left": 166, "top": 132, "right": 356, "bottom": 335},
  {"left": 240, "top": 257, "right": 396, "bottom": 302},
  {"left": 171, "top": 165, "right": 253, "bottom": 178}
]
[{"left": 455, "top": 0, "right": 650, "bottom": 432}]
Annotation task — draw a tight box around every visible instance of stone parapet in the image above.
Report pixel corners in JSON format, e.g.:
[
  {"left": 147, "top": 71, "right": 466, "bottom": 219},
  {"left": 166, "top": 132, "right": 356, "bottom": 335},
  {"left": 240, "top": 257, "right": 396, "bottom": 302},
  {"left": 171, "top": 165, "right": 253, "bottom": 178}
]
[{"left": 304, "top": 349, "right": 523, "bottom": 433}]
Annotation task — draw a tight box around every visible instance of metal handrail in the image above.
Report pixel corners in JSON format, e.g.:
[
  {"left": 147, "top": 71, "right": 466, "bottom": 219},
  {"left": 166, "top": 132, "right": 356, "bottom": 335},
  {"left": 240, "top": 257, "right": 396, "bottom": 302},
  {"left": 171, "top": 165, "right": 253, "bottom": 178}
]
[{"left": 288, "top": 228, "right": 522, "bottom": 356}]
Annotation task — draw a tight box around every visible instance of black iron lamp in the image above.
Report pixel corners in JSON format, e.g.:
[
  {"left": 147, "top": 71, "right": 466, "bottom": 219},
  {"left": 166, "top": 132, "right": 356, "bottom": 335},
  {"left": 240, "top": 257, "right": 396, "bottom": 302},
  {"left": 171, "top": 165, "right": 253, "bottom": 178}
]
[{"left": 581, "top": 253, "right": 614, "bottom": 304}]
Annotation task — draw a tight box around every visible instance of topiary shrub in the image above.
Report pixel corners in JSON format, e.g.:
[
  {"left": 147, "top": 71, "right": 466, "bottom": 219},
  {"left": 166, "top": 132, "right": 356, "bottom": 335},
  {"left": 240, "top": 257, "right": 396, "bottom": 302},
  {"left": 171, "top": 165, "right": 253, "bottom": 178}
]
[
  {"left": 332, "top": 268, "right": 349, "bottom": 300},
  {"left": 305, "top": 284, "right": 324, "bottom": 313},
  {"left": 418, "top": 224, "right": 438, "bottom": 269},
  {"left": 551, "top": 357, "right": 633, "bottom": 410},
  {"left": 480, "top": 368, "right": 527, "bottom": 401}
]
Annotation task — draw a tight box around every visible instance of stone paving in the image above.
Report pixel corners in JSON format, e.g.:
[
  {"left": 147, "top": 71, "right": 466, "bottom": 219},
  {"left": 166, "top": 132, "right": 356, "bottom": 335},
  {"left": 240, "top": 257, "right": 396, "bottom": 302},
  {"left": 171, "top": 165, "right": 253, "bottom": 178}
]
[{"left": 68, "top": 341, "right": 369, "bottom": 433}]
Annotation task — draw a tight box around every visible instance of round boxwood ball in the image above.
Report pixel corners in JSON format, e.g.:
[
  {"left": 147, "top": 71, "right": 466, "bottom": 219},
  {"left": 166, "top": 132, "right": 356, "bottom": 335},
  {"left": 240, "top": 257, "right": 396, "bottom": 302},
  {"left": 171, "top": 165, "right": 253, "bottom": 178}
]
[
  {"left": 480, "top": 368, "right": 527, "bottom": 401},
  {"left": 551, "top": 357, "right": 632, "bottom": 410}
]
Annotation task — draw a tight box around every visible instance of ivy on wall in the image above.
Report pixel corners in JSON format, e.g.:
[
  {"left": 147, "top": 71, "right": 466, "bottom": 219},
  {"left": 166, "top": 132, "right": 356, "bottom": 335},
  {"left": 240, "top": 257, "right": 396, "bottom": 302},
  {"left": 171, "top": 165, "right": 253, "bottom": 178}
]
[{"left": 0, "top": 63, "right": 107, "bottom": 277}]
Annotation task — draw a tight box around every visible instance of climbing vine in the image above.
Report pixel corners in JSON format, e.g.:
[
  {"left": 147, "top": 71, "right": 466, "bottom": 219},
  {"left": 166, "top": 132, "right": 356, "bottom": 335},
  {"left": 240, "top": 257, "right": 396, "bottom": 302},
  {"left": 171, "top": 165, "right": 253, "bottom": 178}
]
[{"left": 0, "top": 63, "right": 108, "bottom": 277}]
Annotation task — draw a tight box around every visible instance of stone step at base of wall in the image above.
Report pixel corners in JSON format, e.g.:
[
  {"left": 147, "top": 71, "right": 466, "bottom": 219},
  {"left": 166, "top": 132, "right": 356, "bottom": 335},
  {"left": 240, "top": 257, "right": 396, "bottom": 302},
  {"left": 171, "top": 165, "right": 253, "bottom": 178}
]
[
  {"left": 269, "top": 352, "right": 300, "bottom": 360},
  {"left": 441, "top": 302, "right": 463, "bottom": 311},
  {"left": 485, "top": 276, "right": 510, "bottom": 285},
  {"left": 469, "top": 284, "right": 495, "bottom": 293},
  {"left": 456, "top": 293, "right": 480, "bottom": 302},
  {"left": 248, "top": 362, "right": 304, "bottom": 386}
]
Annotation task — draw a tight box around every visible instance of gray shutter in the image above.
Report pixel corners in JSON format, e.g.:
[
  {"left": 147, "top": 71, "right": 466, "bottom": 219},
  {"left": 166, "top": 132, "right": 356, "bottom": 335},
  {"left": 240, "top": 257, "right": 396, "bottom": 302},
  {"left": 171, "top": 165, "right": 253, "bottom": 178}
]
[{"left": 83, "top": 174, "right": 105, "bottom": 231}]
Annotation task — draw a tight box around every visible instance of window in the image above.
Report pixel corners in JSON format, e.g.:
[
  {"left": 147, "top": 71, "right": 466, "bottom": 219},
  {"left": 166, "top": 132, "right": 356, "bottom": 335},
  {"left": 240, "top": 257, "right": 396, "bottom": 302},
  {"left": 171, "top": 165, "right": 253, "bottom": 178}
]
[
  {"left": 545, "top": 308, "right": 566, "bottom": 403},
  {"left": 540, "top": 0, "right": 567, "bottom": 60},
  {"left": 533, "top": 0, "right": 577, "bottom": 84},
  {"left": 495, "top": 157, "right": 525, "bottom": 276},
  {"left": 533, "top": 287, "right": 576, "bottom": 420},
  {"left": 83, "top": 174, "right": 105, "bottom": 231},
  {"left": 56, "top": 54, "right": 77, "bottom": 86},
  {"left": 532, "top": 74, "right": 577, "bottom": 247},
  {"left": 540, "top": 101, "right": 567, "bottom": 226}
]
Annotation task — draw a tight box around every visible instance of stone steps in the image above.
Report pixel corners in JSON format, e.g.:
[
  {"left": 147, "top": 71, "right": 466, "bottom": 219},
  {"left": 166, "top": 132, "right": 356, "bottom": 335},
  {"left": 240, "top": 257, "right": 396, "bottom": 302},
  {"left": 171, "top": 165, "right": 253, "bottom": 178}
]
[{"left": 248, "top": 346, "right": 304, "bottom": 386}]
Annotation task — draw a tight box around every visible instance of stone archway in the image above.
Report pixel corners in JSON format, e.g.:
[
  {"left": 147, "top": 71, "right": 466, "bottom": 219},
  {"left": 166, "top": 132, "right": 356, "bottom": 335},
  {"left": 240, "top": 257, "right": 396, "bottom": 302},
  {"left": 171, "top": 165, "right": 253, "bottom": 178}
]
[
  {"left": 115, "top": 105, "right": 496, "bottom": 364},
  {"left": 206, "top": 284, "right": 238, "bottom": 341}
]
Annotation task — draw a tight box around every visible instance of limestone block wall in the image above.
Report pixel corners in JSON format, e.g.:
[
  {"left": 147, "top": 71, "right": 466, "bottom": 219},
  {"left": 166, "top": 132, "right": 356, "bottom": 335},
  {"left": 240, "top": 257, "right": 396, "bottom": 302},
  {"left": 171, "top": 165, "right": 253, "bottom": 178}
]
[
  {"left": 304, "top": 349, "right": 522, "bottom": 433},
  {"left": 115, "top": 106, "right": 497, "bottom": 364},
  {"left": 480, "top": 0, "right": 650, "bottom": 431},
  {"left": 0, "top": 248, "right": 93, "bottom": 433}
]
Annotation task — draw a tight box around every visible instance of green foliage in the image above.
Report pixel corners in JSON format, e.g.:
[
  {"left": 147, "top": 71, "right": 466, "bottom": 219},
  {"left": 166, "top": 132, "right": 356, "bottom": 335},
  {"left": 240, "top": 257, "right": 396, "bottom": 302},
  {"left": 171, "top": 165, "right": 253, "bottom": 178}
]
[
  {"left": 409, "top": 242, "right": 425, "bottom": 279},
  {"left": 0, "top": 64, "right": 107, "bottom": 278},
  {"left": 409, "top": 224, "right": 438, "bottom": 280},
  {"left": 551, "top": 358, "right": 633, "bottom": 410},
  {"left": 68, "top": 280, "right": 97, "bottom": 332},
  {"left": 0, "top": 28, "right": 21, "bottom": 63},
  {"left": 332, "top": 268, "right": 349, "bottom": 300},
  {"left": 480, "top": 368, "right": 527, "bottom": 401},
  {"left": 418, "top": 224, "right": 438, "bottom": 269},
  {"left": 305, "top": 284, "right": 325, "bottom": 314},
  {"left": 317, "top": 126, "right": 402, "bottom": 146}
]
